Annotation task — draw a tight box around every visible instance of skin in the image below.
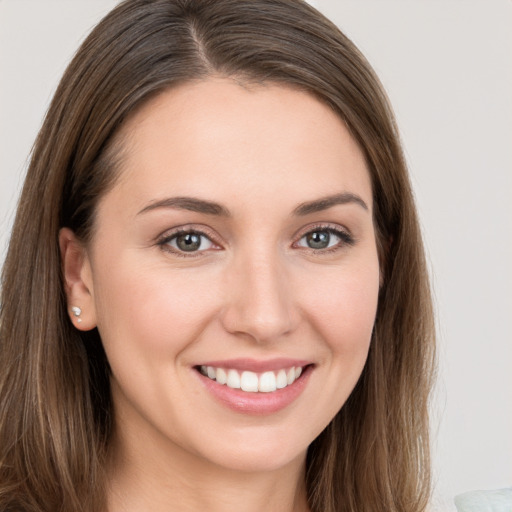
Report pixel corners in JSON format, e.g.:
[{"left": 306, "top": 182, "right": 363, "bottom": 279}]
[{"left": 60, "top": 79, "right": 380, "bottom": 512}]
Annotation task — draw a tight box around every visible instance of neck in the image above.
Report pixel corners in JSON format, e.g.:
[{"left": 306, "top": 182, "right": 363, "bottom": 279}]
[{"left": 106, "top": 422, "right": 310, "bottom": 512}]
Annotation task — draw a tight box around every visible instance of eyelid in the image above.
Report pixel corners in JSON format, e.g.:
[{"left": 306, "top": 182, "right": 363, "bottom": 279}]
[
  {"left": 292, "top": 222, "right": 355, "bottom": 250},
  {"left": 154, "top": 222, "right": 354, "bottom": 257},
  {"left": 156, "top": 224, "right": 223, "bottom": 256}
]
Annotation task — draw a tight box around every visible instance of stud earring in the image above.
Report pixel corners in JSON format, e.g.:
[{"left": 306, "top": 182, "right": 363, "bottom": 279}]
[{"left": 71, "top": 306, "right": 82, "bottom": 323}]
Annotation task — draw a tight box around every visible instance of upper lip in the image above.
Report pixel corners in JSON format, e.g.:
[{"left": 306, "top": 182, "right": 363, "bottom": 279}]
[{"left": 195, "top": 358, "right": 312, "bottom": 373}]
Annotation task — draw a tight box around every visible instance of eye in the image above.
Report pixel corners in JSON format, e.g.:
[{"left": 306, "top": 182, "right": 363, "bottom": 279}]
[
  {"left": 161, "top": 230, "right": 216, "bottom": 254},
  {"left": 296, "top": 227, "right": 354, "bottom": 251}
]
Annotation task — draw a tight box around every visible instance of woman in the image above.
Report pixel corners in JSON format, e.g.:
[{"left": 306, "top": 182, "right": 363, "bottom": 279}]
[{"left": 0, "top": 0, "right": 435, "bottom": 511}]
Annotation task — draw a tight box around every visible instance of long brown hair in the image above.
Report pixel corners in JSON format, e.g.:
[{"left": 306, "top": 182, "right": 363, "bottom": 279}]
[{"left": 0, "top": 1, "right": 435, "bottom": 510}]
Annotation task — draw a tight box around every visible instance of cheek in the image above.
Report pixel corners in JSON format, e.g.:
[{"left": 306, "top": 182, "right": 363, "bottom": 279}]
[
  {"left": 301, "top": 260, "right": 380, "bottom": 359},
  {"left": 92, "top": 260, "right": 220, "bottom": 359},
  {"left": 286, "top": 257, "right": 380, "bottom": 441}
]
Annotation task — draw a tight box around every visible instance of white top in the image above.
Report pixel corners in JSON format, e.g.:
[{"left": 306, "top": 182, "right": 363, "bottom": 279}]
[{"left": 455, "top": 488, "right": 512, "bottom": 512}]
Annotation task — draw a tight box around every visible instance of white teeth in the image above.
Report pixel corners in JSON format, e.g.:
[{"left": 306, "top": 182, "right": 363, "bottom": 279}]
[
  {"left": 240, "top": 371, "right": 259, "bottom": 392},
  {"left": 259, "top": 371, "right": 277, "bottom": 393},
  {"left": 287, "top": 367, "right": 296, "bottom": 385},
  {"left": 226, "top": 369, "right": 241, "bottom": 389},
  {"left": 216, "top": 367, "right": 227, "bottom": 385},
  {"left": 199, "top": 365, "right": 307, "bottom": 393},
  {"left": 276, "top": 369, "right": 288, "bottom": 389}
]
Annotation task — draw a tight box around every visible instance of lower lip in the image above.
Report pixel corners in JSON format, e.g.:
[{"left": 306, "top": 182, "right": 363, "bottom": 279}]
[{"left": 195, "top": 365, "right": 313, "bottom": 415}]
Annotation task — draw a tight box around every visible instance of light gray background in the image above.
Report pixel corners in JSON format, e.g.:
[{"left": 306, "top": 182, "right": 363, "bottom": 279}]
[{"left": 1, "top": 1, "right": 511, "bottom": 510}]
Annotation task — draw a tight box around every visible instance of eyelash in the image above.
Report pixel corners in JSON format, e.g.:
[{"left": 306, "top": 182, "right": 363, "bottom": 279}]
[
  {"left": 294, "top": 224, "right": 355, "bottom": 254},
  {"left": 157, "top": 227, "right": 220, "bottom": 258},
  {"left": 156, "top": 223, "right": 355, "bottom": 257}
]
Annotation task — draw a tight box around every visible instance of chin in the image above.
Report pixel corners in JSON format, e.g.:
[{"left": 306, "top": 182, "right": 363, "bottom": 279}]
[
  {"left": 188, "top": 425, "right": 311, "bottom": 474},
  {"left": 211, "top": 446, "right": 306, "bottom": 474}
]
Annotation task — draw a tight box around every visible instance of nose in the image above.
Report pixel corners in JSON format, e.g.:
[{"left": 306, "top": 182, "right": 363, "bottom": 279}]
[{"left": 220, "top": 248, "right": 299, "bottom": 343}]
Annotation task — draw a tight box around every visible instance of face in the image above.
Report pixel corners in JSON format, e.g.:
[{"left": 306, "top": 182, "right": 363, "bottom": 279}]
[{"left": 65, "top": 79, "right": 380, "bottom": 474}]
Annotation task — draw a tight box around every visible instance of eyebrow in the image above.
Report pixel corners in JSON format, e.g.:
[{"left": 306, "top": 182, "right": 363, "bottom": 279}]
[
  {"left": 138, "top": 196, "right": 231, "bottom": 217},
  {"left": 137, "top": 191, "right": 369, "bottom": 218},
  {"left": 293, "top": 192, "right": 369, "bottom": 215}
]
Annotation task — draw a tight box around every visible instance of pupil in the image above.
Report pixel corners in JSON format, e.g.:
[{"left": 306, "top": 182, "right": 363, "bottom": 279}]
[
  {"left": 177, "top": 233, "right": 201, "bottom": 251},
  {"left": 307, "top": 231, "right": 329, "bottom": 249}
]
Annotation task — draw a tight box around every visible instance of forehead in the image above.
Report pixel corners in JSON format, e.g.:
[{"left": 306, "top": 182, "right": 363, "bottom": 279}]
[{"left": 101, "top": 78, "right": 372, "bottom": 217}]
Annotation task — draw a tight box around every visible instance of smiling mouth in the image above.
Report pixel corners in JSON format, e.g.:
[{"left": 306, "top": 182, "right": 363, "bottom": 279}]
[{"left": 195, "top": 365, "right": 310, "bottom": 393}]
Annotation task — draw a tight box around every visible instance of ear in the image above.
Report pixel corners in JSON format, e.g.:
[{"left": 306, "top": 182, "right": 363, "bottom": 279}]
[{"left": 59, "top": 227, "right": 97, "bottom": 331}]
